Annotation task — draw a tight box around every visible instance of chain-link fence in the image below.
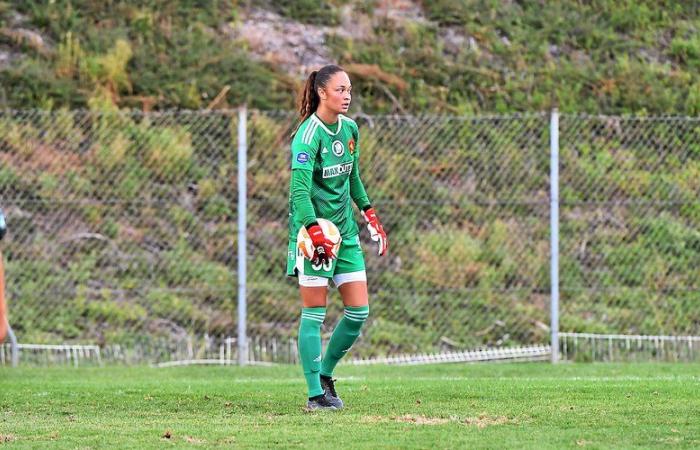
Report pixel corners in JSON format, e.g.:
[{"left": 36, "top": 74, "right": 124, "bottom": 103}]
[
  {"left": 1, "top": 110, "right": 239, "bottom": 362},
  {"left": 248, "top": 111, "right": 551, "bottom": 361},
  {"left": 558, "top": 115, "right": 700, "bottom": 361},
  {"left": 1, "top": 110, "right": 698, "bottom": 364}
]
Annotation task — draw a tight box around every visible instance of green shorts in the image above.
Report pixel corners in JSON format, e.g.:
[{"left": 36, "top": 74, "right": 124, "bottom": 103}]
[{"left": 287, "top": 234, "right": 365, "bottom": 278}]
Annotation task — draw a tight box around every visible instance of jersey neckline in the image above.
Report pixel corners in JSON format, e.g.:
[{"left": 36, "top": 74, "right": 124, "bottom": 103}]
[{"left": 312, "top": 113, "right": 344, "bottom": 136}]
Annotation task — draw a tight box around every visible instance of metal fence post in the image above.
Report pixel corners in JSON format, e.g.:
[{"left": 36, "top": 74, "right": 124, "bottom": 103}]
[
  {"left": 237, "top": 106, "right": 249, "bottom": 365},
  {"left": 7, "top": 325, "right": 17, "bottom": 367},
  {"left": 550, "top": 109, "right": 560, "bottom": 363}
]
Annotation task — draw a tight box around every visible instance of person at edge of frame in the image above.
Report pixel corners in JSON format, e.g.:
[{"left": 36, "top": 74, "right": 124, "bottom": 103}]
[
  {"left": 0, "top": 208, "right": 7, "bottom": 342},
  {"left": 286, "top": 64, "right": 388, "bottom": 411}
]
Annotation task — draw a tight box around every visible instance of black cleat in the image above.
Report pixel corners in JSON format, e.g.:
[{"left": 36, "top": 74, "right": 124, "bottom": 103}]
[
  {"left": 320, "top": 375, "right": 344, "bottom": 409},
  {"left": 305, "top": 391, "right": 338, "bottom": 411}
]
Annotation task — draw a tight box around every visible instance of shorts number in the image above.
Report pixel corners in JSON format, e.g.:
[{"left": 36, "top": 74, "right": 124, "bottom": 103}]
[
  {"left": 299, "top": 247, "right": 333, "bottom": 272},
  {"left": 311, "top": 259, "right": 332, "bottom": 272}
]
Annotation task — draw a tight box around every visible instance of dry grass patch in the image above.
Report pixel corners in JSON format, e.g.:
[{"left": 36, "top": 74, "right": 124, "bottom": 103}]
[
  {"left": 374, "top": 413, "right": 516, "bottom": 427},
  {"left": 184, "top": 436, "right": 206, "bottom": 444},
  {"left": 463, "top": 414, "right": 513, "bottom": 428},
  {"left": 394, "top": 414, "right": 450, "bottom": 425},
  {"left": 360, "top": 415, "right": 386, "bottom": 424},
  {"left": 0, "top": 434, "right": 17, "bottom": 442}
]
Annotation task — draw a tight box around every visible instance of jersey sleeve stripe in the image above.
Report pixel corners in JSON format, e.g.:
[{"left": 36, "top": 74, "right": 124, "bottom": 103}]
[
  {"left": 308, "top": 122, "right": 318, "bottom": 144},
  {"left": 300, "top": 123, "right": 307, "bottom": 144},
  {"left": 302, "top": 122, "right": 317, "bottom": 145},
  {"left": 301, "top": 122, "right": 311, "bottom": 144}
]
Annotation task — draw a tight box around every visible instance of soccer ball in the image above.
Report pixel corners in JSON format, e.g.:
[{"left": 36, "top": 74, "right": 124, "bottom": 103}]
[{"left": 297, "top": 218, "right": 342, "bottom": 260}]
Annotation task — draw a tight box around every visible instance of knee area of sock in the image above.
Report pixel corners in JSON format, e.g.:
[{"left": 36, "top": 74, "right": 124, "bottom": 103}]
[
  {"left": 301, "top": 308, "right": 326, "bottom": 325},
  {"left": 343, "top": 306, "right": 369, "bottom": 324}
]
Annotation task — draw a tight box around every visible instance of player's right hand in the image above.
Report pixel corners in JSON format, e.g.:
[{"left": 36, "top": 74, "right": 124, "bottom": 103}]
[
  {"left": 307, "top": 224, "right": 337, "bottom": 265},
  {"left": 0, "top": 209, "right": 6, "bottom": 241}
]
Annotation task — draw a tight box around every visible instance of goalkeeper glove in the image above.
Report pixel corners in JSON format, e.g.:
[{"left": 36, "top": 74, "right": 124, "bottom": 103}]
[
  {"left": 0, "top": 209, "right": 5, "bottom": 240},
  {"left": 307, "top": 224, "right": 337, "bottom": 265},
  {"left": 362, "top": 207, "right": 387, "bottom": 256}
]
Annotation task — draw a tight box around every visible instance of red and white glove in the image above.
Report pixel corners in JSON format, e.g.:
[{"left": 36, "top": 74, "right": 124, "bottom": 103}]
[
  {"left": 361, "top": 207, "right": 388, "bottom": 256},
  {"left": 307, "top": 224, "right": 337, "bottom": 265}
]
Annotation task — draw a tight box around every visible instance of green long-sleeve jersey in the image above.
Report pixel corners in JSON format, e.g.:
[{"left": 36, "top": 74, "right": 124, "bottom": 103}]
[{"left": 288, "top": 113, "right": 371, "bottom": 241}]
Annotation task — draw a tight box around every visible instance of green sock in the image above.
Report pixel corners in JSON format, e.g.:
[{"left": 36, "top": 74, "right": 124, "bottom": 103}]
[
  {"left": 321, "top": 305, "right": 369, "bottom": 377},
  {"left": 298, "top": 307, "right": 326, "bottom": 398}
]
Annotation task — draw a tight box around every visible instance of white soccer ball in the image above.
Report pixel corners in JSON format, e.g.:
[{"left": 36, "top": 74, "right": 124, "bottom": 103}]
[{"left": 297, "top": 218, "right": 342, "bottom": 260}]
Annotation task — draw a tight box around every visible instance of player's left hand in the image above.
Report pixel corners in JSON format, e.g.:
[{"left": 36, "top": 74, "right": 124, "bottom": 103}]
[{"left": 361, "top": 207, "right": 387, "bottom": 256}]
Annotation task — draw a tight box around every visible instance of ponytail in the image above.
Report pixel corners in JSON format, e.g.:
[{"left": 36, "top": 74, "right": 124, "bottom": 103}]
[
  {"left": 292, "top": 64, "right": 345, "bottom": 137},
  {"left": 298, "top": 70, "right": 320, "bottom": 126}
]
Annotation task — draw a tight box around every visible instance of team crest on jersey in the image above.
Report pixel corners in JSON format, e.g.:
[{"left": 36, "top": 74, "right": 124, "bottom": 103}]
[
  {"left": 348, "top": 139, "right": 355, "bottom": 155},
  {"left": 332, "top": 140, "right": 345, "bottom": 157}
]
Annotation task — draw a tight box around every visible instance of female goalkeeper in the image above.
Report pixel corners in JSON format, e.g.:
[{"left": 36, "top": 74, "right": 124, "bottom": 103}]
[{"left": 286, "top": 64, "right": 388, "bottom": 410}]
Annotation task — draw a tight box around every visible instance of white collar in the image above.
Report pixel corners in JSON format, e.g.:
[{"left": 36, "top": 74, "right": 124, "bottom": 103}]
[{"left": 312, "top": 113, "right": 343, "bottom": 136}]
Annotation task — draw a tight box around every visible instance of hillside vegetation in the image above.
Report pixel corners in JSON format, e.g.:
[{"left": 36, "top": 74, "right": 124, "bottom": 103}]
[{"left": 1, "top": 0, "right": 699, "bottom": 114}]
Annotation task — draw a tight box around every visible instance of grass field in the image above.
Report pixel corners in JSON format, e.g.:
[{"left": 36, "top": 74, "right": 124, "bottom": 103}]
[{"left": 1, "top": 362, "right": 699, "bottom": 449}]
